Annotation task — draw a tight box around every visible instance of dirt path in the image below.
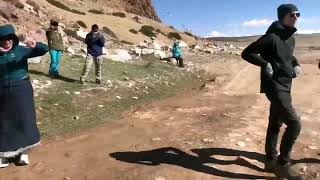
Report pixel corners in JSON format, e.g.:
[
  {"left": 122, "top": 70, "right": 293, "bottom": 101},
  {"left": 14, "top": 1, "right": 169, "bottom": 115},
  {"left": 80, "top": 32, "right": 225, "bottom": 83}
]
[{"left": 0, "top": 64, "right": 319, "bottom": 180}]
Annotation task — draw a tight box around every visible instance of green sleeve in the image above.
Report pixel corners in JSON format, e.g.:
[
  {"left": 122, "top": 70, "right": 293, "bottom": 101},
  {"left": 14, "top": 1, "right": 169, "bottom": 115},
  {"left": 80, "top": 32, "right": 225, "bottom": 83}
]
[{"left": 25, "top": 42, "right": 49, "bottom": 58}]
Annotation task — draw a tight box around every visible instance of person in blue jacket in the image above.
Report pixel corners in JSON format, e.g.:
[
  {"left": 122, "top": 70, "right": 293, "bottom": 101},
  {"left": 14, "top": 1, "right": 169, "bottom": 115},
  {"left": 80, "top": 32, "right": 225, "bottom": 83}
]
[
  {"left": 0, "top": 24, "right": 48, "bottom": 168},
  {"left": 80, "top": 24, "right": 105, "bottom": 84},
  {"left": 172, "top": 42, "right": 184, "bottom": 68}
]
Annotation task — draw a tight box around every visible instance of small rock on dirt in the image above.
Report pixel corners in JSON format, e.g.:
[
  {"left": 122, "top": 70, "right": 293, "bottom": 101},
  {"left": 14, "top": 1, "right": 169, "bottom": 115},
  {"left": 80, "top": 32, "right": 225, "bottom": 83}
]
[
  {"left": 154, "top": 176, "right": 166, "bottom": 180},
  {"left": 32, "top": 80, "right": 39, "bottom": 84},
  {"left": 63, "top": 177, "right": 71, "bottom": 180},
  {"left": 73, "top": 116, "right": 79, "bottom": 120},
  {"left": 300, "top": 166, "right": 307, "bottom": 174},
  {"left": 98, "top": 105, "right": 104, "bottom": 108},
  {"left": 116, "top": 96, "right": 122, "bottom": 100},
  {"left": 307, "top": 145, "right": 318, "bottom": 150},
  {"left": 132, "top": 97, "right": 138, "bottom": 100},
  {"left": 152, "top": 138, "right": 161, "bottom": 141},
  {"left": 74, "top": 91, "right": 81, "bottom": 95},
  {"left": 237, "top": 141, "right": 246, "bottom": 147},
  {"left": 202, "top": 138, "right": 215, "bottom": 143}
]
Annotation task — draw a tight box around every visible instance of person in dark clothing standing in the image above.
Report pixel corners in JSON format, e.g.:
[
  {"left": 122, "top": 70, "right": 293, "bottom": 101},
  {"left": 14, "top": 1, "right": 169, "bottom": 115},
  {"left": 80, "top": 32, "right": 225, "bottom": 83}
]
[
  {"left": 46, "top": 19, "right": 64, "bottom": 78},
  {"left": 242, "top": 4, "right": 303, "bottom": 179},
  {"left": 0, "top": 24, "right": 48, "bottom": 168},
  {"left": 80, "top": 24, "right": 105, "bottom": 84}
]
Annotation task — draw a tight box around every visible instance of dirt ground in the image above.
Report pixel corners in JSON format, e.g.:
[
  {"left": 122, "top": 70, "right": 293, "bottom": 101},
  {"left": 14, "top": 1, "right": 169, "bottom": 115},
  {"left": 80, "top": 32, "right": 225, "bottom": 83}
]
[{"left": 0, "top": 57, "right": 320, "bottom": 179}]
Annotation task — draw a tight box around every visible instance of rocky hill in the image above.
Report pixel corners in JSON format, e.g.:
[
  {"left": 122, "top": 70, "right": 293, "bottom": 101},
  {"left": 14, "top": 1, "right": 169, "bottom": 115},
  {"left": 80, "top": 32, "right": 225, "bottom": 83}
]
[{"left": 96, "top": 0, "right": 161, "bottom": 22}]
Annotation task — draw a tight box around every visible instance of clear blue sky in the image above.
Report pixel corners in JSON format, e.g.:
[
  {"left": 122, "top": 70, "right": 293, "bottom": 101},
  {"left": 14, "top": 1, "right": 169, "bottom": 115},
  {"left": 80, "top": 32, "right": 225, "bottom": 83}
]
[{"left": 153, "top": 0, "right": 320, "bottom": 37}]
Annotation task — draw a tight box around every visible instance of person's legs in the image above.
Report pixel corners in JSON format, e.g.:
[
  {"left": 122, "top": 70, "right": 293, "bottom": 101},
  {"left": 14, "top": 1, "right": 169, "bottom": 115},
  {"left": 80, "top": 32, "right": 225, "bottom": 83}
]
[
  {"left": 95, "top": 56, "right": 103, "bottom": 84},
  {"left": 80, "top": 55, "right": 94, "bottom": 83},
  {"left": 265, "top": 93, "right": 283, "bottom": 161},
  {"left": 178, "top": 57, "right": 184, "bottom": 68},
  {"left": 276, "top": 91, "right": 301, "bottom": 165},
  {"left": 49, "top": 50, "right": 58, "bottom": 76},
  {"left": 54, "top": 50, "right": 63, "bottom": 76}
]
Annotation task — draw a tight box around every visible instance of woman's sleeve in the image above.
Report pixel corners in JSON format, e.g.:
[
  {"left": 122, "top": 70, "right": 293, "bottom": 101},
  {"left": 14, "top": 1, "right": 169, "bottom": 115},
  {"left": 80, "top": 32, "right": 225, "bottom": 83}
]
[{"left": 24, "top": 42, "right": 49, "bottom": 58}]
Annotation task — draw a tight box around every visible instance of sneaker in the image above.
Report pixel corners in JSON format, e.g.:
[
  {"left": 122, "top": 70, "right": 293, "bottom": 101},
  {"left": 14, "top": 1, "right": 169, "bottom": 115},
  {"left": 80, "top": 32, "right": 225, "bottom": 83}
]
[
  {"left": 264, "top": 158, "right": 277, "bottom": 173},
  {"left": 17, "top": 154, "right": 29, "bottom": 166},
  {"left": 80, "top": 78, "right": 86, "bottom": 85},
  {"left": 274, "top": 161, "right": 304, "bottom": 180},
  {"left": 96, "top": 80, "right": 102, "bottom": 84},
  {"left": 0, "top": 157, "right": 9, "bottom": 168}
]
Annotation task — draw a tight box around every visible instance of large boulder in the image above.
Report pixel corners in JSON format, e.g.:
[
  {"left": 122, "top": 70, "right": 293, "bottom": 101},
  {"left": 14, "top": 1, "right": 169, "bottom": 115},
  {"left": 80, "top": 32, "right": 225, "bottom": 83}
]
[
  {"left": 103, "top": 49, "right": 132, "bottom": 62},
  {"left": 130, "top": 48, "right": 143, "bottom": 56},
  {"left": 150, "top": 41, "right": 162, "bottom": 50},
  {"left": 76, "top": 29, "right": 88, "bottom": 41},
  {"left": 179, "top": 41, "right": 188, "bottom": 48},
  {"left": 154, "top": 50, "right": 167, "bottom": 59},
  {"left": 141, "top": 49, "right": 155, "bottom": 55},
  {"left": 28, "top": 57, "right": 42, "bottom": 64}
]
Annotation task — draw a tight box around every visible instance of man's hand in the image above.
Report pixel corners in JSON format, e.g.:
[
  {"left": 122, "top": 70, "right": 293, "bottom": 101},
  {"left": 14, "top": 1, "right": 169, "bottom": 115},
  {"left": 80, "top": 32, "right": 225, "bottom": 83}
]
[
  {"left": 264, "top": 63, "right": 273, "bottom": 79},
  {"left": 25, "top": 39, "right": 37, "bottom": 48},
  {"left": 293, "top": 66, "right": 302, "bottom": 77}
]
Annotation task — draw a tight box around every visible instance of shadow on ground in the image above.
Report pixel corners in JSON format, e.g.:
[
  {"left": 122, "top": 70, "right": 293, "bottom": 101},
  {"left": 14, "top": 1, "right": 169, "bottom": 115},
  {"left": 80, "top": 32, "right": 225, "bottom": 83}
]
[{"left": 110, "top": 147, "right": 320, "bottom": 179}]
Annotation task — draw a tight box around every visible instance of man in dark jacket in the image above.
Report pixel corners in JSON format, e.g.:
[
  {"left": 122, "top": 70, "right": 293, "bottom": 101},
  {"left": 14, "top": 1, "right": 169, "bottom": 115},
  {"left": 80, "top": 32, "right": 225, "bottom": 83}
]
[
  {"left": 242, "top": 4, "right": 303, "bottom": 179},
  {"left": 80, "top": 24, "right": 105, "bottom": 84}
]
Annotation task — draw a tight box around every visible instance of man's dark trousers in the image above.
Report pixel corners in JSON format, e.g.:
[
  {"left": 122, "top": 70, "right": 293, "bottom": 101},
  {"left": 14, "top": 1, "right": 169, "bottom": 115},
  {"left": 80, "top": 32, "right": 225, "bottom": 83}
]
[{"left": 265, "top": 91, "right": 301, "bottom": 165}]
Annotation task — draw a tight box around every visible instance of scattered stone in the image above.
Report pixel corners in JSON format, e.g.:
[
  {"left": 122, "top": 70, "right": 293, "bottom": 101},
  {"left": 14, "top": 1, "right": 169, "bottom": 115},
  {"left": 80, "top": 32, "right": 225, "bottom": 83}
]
[
  {"left": 28, "top": 56, "right": 42, "bottom": 64},
  {"left": 63, "top": 177, "right": 71, "bottom": 180},
  {"left": 237, "top": 141, "right": 246, "bottom": 147},
  {"left": 133, "top": 15, "right": 142, "bottom": 24},
  {"left": 45, "top": 80, "right": 53, "bottom": 86},
  {"left": 307, "top": 145, "right": 318, "bottom": 150},
  {"left": 54, "top": 104, "right": 59, "bottom": 106},
  {"left": 67, "top": 47, "right": 75, "bottom": 55},
  {"left": 123, "top": 77, "right": 130, "bottom": 81},
  {"left": 116, "top": 96, "right": 122, "bottom": 100},
  {"left": 152, "top": 138, "right": 161, "bottom": 141},
  {"left": 313, "top": 172, "right": 319, "bottom": 178},
  {"left": 98, "top": 105, "right": 104, "bottom": 108},
  {"left": 202, "top": 138, "right": 215, "bottom": 143},
  {"left": 104, "top": 49, "right": 132, "bottom": 62},
  {"left": 32, "top": 80, "right": 39, "bottom": 84},
  {"left": 132, "top": 97, "right": 138, "bottom": 100},
  {"left": 300, "top": 166, "right": 307, "bottom": 174},
  {"left": 74, "top": 91, "right": 81, "bottom": 95},
  {"left": 154, "top": 176, "right": 165, "bottom": 180},
  {"left": 73, "top": 116, "right": 79, "bottom": 120},
  {"left": 65, "top": 91, "right": 71, "bottom": 95},
  {"left": 76, "top": 29, "right": 88, "bottom": 41}
]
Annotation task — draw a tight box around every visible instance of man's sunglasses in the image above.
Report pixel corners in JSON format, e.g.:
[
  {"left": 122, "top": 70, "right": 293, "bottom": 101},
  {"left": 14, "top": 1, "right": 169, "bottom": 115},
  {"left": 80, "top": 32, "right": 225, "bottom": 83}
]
[{"left": 290, "top": 13, "right": 300, "bottom": 18}]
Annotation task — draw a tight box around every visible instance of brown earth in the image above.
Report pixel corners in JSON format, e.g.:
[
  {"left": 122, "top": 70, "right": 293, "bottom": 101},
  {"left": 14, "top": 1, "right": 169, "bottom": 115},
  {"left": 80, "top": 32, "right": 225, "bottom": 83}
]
[{"left": 0, "top": 52, "right": 319, "bottom": 179}]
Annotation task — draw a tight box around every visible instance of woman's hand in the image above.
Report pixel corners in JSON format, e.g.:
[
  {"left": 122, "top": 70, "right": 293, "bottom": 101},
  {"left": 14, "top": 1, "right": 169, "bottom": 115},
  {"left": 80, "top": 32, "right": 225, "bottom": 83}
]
[{"left": 25, "top": 39, "right": 37, "bottom": 48}]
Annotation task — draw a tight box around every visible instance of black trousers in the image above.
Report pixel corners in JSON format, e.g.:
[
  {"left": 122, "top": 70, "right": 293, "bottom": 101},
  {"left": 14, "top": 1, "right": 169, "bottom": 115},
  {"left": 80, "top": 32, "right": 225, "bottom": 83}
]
[
  {"left": 265, "top": 91, "right": 301, "bottom": 165},
  {"left": 173, "top": 57, "right": 184, "bottom": 68}
]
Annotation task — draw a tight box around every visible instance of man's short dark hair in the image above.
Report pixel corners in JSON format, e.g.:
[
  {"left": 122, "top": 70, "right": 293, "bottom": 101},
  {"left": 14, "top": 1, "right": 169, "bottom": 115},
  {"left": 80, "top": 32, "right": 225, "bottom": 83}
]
[{"left": 92, "top": 24, "right": 99, "bottom": 30}]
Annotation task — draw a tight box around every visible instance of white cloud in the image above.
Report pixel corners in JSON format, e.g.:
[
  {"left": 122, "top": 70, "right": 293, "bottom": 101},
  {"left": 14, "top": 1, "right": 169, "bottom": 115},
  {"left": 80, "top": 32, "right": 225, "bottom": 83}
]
[
  {"left": 297, "top": 29, "right": 320, "bottom": 34},
  {"left": 299, "top": 17, "right": 320, "bottom": 24},
  {"left": 208, "top": 30, "right": 226, "bottom": 37},
  {"left": 242, "top": 19, "right": 273, "bottom": 28}
]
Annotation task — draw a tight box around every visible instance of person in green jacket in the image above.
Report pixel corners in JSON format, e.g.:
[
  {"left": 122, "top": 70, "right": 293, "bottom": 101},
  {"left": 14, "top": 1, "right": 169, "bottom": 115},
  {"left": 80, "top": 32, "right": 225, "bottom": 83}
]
[
  {"left": 0, "top": 24, "right": 48, "bottom": 168},
  {"left": 171, "top": 42, "right": 184, "bottom": 68},
  {"left": 242, "top": 4, "right": 303, "bottom": 179},
  {"left": 46, "top": 19, "right": 64, "bottom": 78}
]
